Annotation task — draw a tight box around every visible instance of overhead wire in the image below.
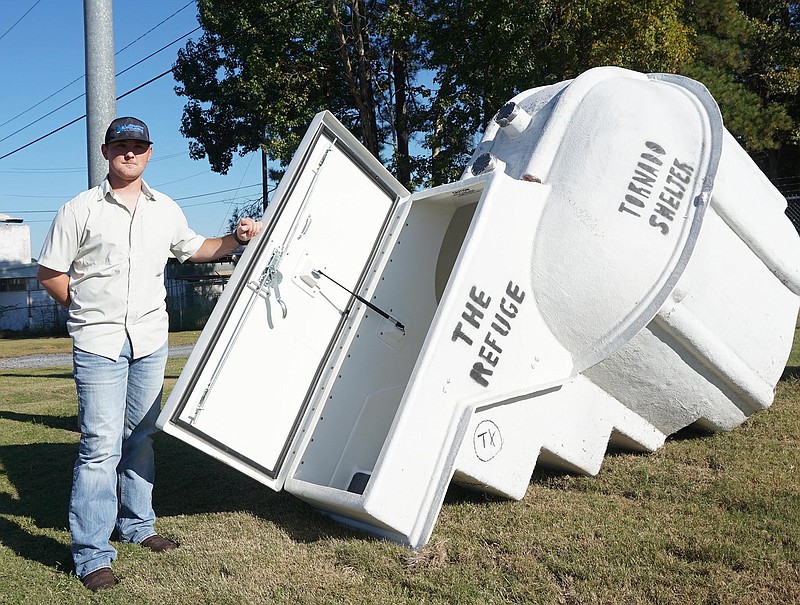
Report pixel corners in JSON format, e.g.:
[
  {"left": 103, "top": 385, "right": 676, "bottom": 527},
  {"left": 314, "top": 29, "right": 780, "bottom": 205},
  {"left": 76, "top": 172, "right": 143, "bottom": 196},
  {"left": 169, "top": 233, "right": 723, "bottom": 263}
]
[
  {"left": 116, "top": 1, "right": 195, "bottom": 55},
  {"left": 9, "top": 189, "right": 270, "bottom": 224},
  {"left": 0, "top": 0, "right": 43, "bottom": 44},
  {"left": 3, "top": 183, "right": 263, "bottom": 214},
  {"left": 2, "top": 0, "right": 302, "bottom": 230},
  {"left": 0, "top": 29, "right": 201, "bottom": 145},
  {"left": 0, "top": 0, "right": 311, "bottom": 162},
  {"left": 216, "top": 148, "right": 258, "bottom": 236},
  {"left": 0, "top": 116, "right": 86, "bottom": 161},
  {"left": 0, "top": 151, "right": 189, "bottom": 174},
  {"left": 0, "top": 1, "right": 194, "bottom": 131}
]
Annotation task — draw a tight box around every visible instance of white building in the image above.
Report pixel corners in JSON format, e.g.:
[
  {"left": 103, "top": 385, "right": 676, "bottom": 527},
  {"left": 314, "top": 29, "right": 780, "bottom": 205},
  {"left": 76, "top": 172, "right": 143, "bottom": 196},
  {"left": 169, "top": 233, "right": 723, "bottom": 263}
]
[
  {"left": 0, "top": 218, "right": 65, "bottom": 333},
  {"left": 0, "top": 215, "right": 238, "bottom": 334}
]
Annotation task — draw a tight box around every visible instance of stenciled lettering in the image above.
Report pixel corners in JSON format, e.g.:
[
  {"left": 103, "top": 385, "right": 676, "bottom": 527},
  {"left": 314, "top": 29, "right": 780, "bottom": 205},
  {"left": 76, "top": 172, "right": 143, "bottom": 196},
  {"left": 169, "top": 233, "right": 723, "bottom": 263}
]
[
  {"left": 451, "top": 321, "right": 473, "bottom": 346},
  {"left": 618, "top": 142, "right": 697, "bottom": 237},
  {"left": 647, "top": 157, "right": 695, "bottom": 236},
  {"left": 452, "top": 280, "right": 527, "bottom": 388},
  {"left": 451, "top": 286, "right": 491, "bottom": 344},
  {"left": 618, "top": 141, "right": 665, "bottom": 218}
]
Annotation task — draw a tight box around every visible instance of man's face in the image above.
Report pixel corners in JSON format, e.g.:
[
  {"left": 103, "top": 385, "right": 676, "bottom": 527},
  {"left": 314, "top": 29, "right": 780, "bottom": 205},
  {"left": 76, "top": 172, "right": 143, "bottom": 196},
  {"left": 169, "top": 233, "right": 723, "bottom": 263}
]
[{"left": 102, "top": 139, "right": 152, "bottom": 183}]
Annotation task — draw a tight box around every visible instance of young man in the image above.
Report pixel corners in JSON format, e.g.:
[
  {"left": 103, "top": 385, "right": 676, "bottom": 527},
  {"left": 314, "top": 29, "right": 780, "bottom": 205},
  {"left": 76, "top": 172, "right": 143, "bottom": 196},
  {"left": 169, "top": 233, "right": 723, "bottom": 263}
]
[{"left": 37, "top": 117, "right": 263, "bottom": 592}]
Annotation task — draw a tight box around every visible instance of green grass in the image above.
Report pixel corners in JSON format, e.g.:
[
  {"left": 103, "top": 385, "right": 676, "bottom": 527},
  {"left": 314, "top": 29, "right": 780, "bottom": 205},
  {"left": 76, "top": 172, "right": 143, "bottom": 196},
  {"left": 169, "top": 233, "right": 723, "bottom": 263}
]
[
  {"left": 0, "top": 331, "right": 201, "bottom": 358},
  {"left": 1, "top": 333, "right": 799, "bottom": 604}
]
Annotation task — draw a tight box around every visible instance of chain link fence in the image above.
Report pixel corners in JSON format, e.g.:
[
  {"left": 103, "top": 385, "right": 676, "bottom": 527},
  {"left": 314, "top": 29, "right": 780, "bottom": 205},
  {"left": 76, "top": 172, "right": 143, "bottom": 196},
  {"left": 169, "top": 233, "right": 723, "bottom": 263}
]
[
  {"left": 785, "top": 195, "right": 800, "bottom": 235},
  {"left": 1, "top": 273, "right": 228, "bottom": 336},
  {"left": 0, "top": 300, "right": 69, "bottom": 336},
  {"left": 167, "top": 288, "right": 224, "bottom": 332}
]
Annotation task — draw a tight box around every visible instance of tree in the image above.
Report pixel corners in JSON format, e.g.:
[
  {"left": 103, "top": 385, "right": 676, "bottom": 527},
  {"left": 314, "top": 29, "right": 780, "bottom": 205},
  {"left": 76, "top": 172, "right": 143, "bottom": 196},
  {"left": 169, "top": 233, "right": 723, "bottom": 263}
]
[
  {"left": 173, "top": 0, "right": 797, "bottom": 197},
  {"left": 174, "top": 0, "right": 423, "bottom": 194},
  {"left": 174, "top": 0, "right": 348, "bottom": 176},
  {"left": 418, "top": 0, "right": 693, "bottom": 183},
  {"left": 737, "top": 0, "right": 800, "bottom": 177},
  {"left": 677, "top": 0, "right": 795, "bottom": 177}
]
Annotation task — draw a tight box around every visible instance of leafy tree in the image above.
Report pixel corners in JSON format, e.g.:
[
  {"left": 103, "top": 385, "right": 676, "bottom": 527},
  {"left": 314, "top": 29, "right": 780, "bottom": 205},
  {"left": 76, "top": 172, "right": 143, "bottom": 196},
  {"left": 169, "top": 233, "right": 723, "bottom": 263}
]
[
  {"left": 418, "top": 0, "right": 693, "bottom": 183},
  {"left": 678, "top": 0, "right": 794, "bottom": 177},
  {"left": 175, "top": 0, "right": 698, "bottom": 191},
  {"left": 174, "top": 0, "right": 348, "bottom": 177},
  {"left": 174, "top": 0, "right": 797, "bottom": 199},
  {"left": 737, "top": 0, "right": 800, "bottom": 177},
  {"left": 174, "top": 0, "right": 422, "bottom": 195}
]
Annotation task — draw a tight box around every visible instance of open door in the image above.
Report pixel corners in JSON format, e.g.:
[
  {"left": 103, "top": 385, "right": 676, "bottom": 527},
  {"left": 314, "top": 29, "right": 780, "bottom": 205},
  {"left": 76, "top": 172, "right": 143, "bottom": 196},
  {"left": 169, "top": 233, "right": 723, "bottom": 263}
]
[{"left": 157, "top": 112, "right": 409, "bottom": 490}]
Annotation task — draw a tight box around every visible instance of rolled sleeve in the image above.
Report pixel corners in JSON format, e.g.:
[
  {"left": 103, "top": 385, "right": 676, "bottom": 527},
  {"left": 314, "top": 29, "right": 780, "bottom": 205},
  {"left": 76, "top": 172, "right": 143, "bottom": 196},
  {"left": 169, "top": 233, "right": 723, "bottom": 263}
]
[
  {"left": 169, "top": 215, "right": 206, "bottom": 263},
  {"left": 38, "top": 204, "right": 81, "bottom": 273}
]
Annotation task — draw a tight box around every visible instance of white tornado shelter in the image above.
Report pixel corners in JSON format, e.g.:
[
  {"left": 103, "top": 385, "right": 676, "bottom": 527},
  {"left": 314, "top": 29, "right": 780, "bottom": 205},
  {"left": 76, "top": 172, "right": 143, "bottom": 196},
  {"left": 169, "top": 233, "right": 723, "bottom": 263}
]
[{"left": 158, "top": 66, "right": 800, "bottom": 548}]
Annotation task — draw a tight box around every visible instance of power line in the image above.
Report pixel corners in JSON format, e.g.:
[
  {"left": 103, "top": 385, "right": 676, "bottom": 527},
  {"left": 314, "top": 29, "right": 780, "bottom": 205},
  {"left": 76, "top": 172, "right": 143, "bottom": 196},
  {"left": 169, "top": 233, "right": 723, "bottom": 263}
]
[
  {"left": 0, "top": 151, "right": 191, "bottom": 174},
  {"left": 2, "top": 0, "right": 246, "bottom": 140},
  {"left": 116, "top": 1, "right": 195, "bottom": 56},
  {"left": 0, "top": 115, "right": 86, "bottom": 161},
  {"left": 0, "top": 75, "right": 84, "bottom": 131},
  {"left": 0, "top": 68, "right": 180, "bottom": 162},
  {"left": 4, "top": 194, "right": 73, "bottom": 201},
  {"left": 0, "top": 0, "right": 311, "bottom": 163},
  {"left": 174, "top": 184, "right": 262, "bottom": 201},
  {"left": 182, "top": 194, "right": 266, "bottom": 210},
  {"left": 0, "top": 2, "right": 194, "bottom": 132},
  {"left": 0, "top": 167, "right": 85, "bottom": 175},
  {"left": 216, "top": 145, "right": 258, "bottom": 235},
  {"left": 3, "top": 183, "right": 263, "bottom": 213},
  {"left": 0, "top": 28, "right": 202, "bottom": 145},
  {"left": 154, "top": 170, "right": 215, "bottom": 186},
  {"left": 0, "top": 0, "right": 43, "bottom": 44},
  {"left": 3, "top": 196, "right": 262, "bottom": 223},
  {"left": 0, "top": 93, "right": 86, "bottom": 144}
]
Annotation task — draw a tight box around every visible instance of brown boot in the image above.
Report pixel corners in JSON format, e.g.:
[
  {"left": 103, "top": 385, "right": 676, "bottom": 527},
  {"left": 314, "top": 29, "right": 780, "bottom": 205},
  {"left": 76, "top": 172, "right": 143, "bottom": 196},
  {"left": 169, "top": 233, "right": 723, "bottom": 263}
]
[
  {"left": 81, "top": 568, "right": 118, "bottom": 591},
  {"left": 140, "top": 535, "right": 179, "bottom": 552}
]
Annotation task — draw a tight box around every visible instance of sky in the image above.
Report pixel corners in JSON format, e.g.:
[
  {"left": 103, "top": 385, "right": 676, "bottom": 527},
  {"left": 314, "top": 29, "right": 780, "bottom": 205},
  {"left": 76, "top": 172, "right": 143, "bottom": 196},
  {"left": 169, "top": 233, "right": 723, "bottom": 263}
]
[{"left": 0, "top": 0, "right": 265, "bottom": 258}]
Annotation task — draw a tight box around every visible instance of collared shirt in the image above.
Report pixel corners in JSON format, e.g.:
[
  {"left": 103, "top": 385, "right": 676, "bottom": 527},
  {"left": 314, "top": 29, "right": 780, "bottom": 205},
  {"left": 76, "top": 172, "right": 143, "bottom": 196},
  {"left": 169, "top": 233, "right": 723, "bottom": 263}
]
[{"left": 38, "top": 178, "right": 205, "bottom": 360}]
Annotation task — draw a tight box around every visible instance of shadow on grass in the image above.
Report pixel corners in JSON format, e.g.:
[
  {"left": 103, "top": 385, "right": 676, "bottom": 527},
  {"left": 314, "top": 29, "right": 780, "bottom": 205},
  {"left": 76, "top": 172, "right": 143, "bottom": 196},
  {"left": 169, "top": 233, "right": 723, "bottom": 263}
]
[
  {"left": 0, "top": 516, "right": 73, "bottom": 572},
  {"left": 0, "top": 410, "right": 78, "bottom": 432},
  {"left": 0, "top": 434, "right": 366, "bottom": 574},
  {"left": 666, "top": 424, "right": 716, "bottom": 442},
  {"left": 441, "top": 483, "right": 508, "bottom": 505},
  {"left": 781, "top": 366, "right": 800, "bottom": 381},
  {"left": 0, "top": 443, "right": 74, "bottom": 529},
  {"left": 0, "top": 442, "right": 75, "bottom": 570},
  {"left": 0, "top": 371, "right": 75, "bottom": 380},
  {"left": 152, "top": 434, "right": 363, "bottom": 544}
]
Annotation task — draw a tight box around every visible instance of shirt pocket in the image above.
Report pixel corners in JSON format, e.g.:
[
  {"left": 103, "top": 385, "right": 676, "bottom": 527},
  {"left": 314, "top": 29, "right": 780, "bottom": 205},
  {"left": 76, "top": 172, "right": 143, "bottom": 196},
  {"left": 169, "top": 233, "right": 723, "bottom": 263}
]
[
  {"left": 73, "top": 218, "right": 129, "bottom": 276},
  {"left": 132, "top": 209, "right": 173, "bottom": 277}
]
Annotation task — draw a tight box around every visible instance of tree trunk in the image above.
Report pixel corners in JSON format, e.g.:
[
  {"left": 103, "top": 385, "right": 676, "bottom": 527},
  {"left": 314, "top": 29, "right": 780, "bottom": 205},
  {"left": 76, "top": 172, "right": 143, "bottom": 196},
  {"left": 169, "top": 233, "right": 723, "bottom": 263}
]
[
  {"left": 329, "top": 0, "right": 380, "bottom": 157},
  {"left": 353, "top": 0, "right": 379, "bottom": 156},
  {"left": 393, "top": 42, "right": 411, "bottom": 187}
]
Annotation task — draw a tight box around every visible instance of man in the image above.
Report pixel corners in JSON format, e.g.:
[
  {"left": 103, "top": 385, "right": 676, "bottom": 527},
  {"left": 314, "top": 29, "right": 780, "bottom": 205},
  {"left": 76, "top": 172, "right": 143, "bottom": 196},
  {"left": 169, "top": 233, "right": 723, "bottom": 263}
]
[{"left": 36, "top": 117, "right": 262, "bottom": 592}]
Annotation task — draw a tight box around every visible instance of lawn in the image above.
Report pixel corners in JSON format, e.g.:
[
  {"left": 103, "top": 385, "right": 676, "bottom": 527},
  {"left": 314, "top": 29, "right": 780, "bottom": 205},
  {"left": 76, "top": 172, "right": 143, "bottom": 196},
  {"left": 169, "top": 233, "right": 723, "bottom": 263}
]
[
  {"left": 0, "top": 331, "right": 201, "bottom": 358},
  {"left": 0, "top": 331, "right": 798, "bottom": 604}
]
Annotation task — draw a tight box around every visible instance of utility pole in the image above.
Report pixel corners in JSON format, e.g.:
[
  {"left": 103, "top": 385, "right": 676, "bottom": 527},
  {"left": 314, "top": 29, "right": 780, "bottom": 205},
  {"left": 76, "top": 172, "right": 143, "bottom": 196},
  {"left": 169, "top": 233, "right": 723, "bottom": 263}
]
[
  {"left": 262, "top": 127, "right": 269, "bottom": 211},
  {"left": 84, "top": 0, "right": 116, "bottom": 188}
]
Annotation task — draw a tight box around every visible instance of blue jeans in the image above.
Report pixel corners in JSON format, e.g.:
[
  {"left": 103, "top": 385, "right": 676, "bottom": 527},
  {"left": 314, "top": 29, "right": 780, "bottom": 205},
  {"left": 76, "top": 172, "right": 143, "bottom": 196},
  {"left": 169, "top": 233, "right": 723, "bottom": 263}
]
[{"left": 70, "top": 337, "right": 168, "bottom": 578}]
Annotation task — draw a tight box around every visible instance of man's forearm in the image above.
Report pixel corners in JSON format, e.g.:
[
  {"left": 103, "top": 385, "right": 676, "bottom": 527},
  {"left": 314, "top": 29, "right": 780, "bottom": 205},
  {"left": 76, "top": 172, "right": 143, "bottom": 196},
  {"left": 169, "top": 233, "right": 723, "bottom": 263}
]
[
  {"left": 36, "top": 266, "right": 71, "bottom": 308},
  {"left": 189, "top": 218, "right": 262, "bottom": 263},
  {"left": 188, "top": 234, "right": 241, "bottom": 263}
]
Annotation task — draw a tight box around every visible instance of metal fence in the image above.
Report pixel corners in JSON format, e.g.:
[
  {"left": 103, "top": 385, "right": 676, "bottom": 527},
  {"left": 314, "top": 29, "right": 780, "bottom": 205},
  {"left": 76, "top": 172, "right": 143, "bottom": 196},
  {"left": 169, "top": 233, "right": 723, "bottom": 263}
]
[
  {"left": 167, "top": 289, "right": 224, "bottom": 332},
  {"left": 785, "top": 195, "right": 800, "bottom": 235},
  {"left": 0, "top": 282, "right": 226, "bottom": 336},
  {"left": 0, "top": 300, "right": 68, "bottom": 335}
]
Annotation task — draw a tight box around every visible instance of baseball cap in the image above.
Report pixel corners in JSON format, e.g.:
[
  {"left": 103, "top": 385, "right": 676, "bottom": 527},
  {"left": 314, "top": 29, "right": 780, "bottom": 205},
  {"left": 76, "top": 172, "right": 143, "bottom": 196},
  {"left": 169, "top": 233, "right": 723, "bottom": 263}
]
[{"left": 104, "top": 116, "right": 153, "bottom": 145}]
